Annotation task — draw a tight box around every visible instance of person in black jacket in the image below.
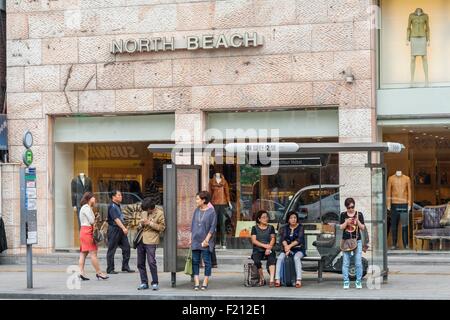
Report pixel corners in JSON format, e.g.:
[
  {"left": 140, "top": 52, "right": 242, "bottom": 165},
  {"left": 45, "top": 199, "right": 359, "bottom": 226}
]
[
  {"left": 274, "top": 211, "right": 305, "bottom": 288},
  {"left": 0, "top": 216, "right": 8, "bottom": 253}
]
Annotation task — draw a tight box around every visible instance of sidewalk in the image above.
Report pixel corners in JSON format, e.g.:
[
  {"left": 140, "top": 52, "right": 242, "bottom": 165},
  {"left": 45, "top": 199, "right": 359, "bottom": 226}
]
[{"left": 0, "top": 263, "right": 449, "bottom": 300}]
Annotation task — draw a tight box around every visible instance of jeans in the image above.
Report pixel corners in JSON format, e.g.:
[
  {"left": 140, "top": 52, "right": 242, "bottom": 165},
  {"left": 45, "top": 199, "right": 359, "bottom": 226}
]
[
  {"left": 137, "top": 243, "right": 158, "bottom": 285},
  {"left": 391, "top": 204, "right": 409, "bottom": 248},
  {"left": 192, "top": 249, "right": 212, "bottom": 277},
  {"left": 275, "top": 251, "right": 304, "bottom": 281},
  {"left": 342, "top": 240, "right": 363, "bottom": 282}
]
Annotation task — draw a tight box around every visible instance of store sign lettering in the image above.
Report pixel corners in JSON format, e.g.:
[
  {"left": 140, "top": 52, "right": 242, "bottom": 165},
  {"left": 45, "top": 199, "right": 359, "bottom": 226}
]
[
  {"left": 111, "top": 32, "right": 263, "bottom": 54},
  {"left": 89, "top": 146, "right": 140, "bottom": 159}
]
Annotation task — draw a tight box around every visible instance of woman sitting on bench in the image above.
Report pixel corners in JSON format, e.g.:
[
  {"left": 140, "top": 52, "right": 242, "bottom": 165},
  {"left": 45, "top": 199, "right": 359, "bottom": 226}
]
[
  {"left": 275, "top": 211, "right": 305, "bottom": 288},
  {"left": 251, "top": 210, "right": 276, "bottom": 287}
]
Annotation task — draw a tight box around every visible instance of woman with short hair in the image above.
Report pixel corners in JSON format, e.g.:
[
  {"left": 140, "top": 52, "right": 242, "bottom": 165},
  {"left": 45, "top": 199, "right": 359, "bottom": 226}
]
[
  {"left": 251, "top": 210, "right": 276, "bottom": 287},
  {"left": 275, "top": 211, "right": 305, "bottom": 288},
  {"left": 340, "top": 197, "right": 366, "bottom": 289}
]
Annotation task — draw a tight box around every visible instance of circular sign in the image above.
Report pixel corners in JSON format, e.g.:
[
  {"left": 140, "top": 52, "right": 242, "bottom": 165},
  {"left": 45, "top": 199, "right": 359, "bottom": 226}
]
[
  {"left": 23, "top": 131, "right": 33, "bottom": 149},
  {"left": 23, "top": 149, "right": 33, "bottom": 166}
]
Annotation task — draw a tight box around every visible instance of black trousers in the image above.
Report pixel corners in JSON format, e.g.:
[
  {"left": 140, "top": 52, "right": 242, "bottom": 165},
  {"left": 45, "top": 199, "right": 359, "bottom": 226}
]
[
  {"left": 391, "top": 203, "right": 409, "bottom": 248},
  {"left": 252, "top": 251, "right": 276, "bottom": 270},
  {"left": 106, "top": 226, "right": 131, "bottom": 273},
  {"left": 137, "top": 243, "right": 158, "bottom": 285},
  {"left": 215, "top": 205, "right": 228, "bottom": 246}
]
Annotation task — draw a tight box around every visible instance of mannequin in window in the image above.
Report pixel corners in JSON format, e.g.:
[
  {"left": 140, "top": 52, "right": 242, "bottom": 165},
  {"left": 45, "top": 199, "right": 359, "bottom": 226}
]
[
  {"left": 387, "top": 171, "right": 411, "bottom": 250},
  {"left": 407, "top": 8, "right": 430, "bottom": 87},
  {"left": 71, "top": 173, "right": 93, "bottom": 229},
  {"left": 209, "top": 173, "right": 232, "bottom": 249}
]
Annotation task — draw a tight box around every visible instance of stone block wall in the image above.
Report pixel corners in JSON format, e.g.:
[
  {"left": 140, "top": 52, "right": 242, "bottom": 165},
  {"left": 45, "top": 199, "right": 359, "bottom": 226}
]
[{"left": 4, "top": 0, "right": 377, "bottom": 253}]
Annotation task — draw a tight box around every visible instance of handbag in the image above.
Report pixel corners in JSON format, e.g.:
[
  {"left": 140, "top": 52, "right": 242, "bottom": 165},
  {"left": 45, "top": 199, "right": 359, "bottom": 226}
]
[
  {"left": 340, "top": 212, "right": 359, "bottom": 252},
  {"left": 132, "top": 227, "right": 144, "bottom": 249},
  {"left": 184, "top": 248, "right": 193, "bottom": 276},
  {"left": 93, "top": 221, "right": 107, "bottom": 244}
]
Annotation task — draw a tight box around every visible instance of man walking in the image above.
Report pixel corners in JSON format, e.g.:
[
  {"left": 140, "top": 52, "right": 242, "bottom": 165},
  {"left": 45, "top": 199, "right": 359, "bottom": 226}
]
[{"left": 106, "top": 190, "right": 135, "bottom": 274}]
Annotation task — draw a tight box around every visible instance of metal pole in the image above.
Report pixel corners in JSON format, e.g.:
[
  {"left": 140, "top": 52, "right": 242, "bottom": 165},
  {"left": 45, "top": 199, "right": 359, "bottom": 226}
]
[
  {"left": 171, "top": 272, "right": 176, "bottom": 288},
  {"left": 26, "top": 243, "right": 33, "bottom": 288}
]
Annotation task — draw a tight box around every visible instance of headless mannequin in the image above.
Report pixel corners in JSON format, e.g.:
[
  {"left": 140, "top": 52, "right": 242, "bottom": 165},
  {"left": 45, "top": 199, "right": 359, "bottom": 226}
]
[
  {"left": 74, "top": 173, "right": 86, "bottom": 210},
  {"left": 407, "top": 8, "right": 430, "bottom": 87},
  {"left": 71, "top": 173, "right": 93, "bottom": 230},
  {"left": 387, "top": 170, "right": 412, "bottom": 249},
  {"left": 209, "top": 173, "right": 232, "bottom": 249}
]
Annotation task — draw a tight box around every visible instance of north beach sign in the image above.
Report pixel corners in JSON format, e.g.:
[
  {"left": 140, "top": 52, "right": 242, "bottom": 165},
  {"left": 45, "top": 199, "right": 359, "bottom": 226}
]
[{"left": 111, "top": 32, "right": 264, "bottom": 54}]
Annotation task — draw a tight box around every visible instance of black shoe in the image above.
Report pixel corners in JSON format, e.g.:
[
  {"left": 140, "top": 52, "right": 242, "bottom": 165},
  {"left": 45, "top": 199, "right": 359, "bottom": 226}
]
[
  {"left": 122, "top": 268, "right": 135, "bottom": 273},
  {"left": 107, "top": 270, "right": 119, "bottom": 274},
  {"left": 96, "top": 274, "right": 109, "bottom": 280},
  {"left": 79, "top": 274, "right": 90, "bottom": 281}
]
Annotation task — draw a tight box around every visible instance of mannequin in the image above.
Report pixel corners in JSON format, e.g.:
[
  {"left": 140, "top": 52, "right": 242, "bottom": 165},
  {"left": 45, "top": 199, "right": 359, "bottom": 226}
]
[
  {"left": 387, "top": 171, "right": 411, "bottom": 250},
  {"left": 407, "top": 8, "right": 430, "bottom": 87},
  {"left": 209, "top": 172, "right": 232, "bottom": 249},
  {"left": 71, "top": 173, "right": 93, "bottom": 229}
]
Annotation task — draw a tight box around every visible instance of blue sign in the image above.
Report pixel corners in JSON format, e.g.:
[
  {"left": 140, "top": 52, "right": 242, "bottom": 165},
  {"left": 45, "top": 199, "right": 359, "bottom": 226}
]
[{"left": 0, "top": 115, "right": 7, "bottom": 151}]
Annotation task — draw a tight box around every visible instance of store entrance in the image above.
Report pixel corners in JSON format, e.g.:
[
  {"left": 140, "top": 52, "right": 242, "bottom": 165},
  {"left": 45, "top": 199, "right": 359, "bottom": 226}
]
[
  {"left": 383, "top": 126, "right": 450, "bottom": 251},
  {"left": 55, "top": 141, "right": 171, "bottom": 250}
]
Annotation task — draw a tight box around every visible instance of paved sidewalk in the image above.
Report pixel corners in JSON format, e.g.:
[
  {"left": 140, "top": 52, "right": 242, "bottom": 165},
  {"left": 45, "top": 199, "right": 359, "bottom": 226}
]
[{"left": 0, "top": 264, "right": 449, "bottom": 300}]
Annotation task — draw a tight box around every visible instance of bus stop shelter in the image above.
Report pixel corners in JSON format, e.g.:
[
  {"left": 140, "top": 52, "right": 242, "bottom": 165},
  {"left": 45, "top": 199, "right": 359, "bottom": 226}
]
[{"left": 148, "top": 142, "right": 405, "bottom": 287}]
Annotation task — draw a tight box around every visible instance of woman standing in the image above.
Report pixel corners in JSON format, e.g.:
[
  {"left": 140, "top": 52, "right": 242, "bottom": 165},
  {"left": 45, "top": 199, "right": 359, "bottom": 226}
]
[
  {"left": 191, "top": 191, "right": 217, "bottom": 291},
  {"left": 251, "top": 210, "right": 276, "bottom": 287},
  {"left": 275, "top": 211, "right": 305, "bottom": 288},
  {"left": 340, "top": 197, "right": 365, "bottom": 289},
  {"left": 79, "top": 192, "right": 108, "bottom": 281}
]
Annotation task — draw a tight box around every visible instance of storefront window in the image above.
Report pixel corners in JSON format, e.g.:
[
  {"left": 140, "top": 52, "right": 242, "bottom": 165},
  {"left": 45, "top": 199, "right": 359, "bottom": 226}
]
[
  {"left": 380, "top": 0, "right": 450, "bottom": 88},
  {"left": 208, "top": 138, "right": 339, "bottom": 249},
  {"left": 55, "top": 141, "right": 171, "bottom": 249},
  {"left": 384, "top": 127, "right": 450, "bottom": 251}
]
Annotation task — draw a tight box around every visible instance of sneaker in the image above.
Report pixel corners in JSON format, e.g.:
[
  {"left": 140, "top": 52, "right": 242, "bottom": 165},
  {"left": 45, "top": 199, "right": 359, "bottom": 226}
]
[
  {"left": 152, "top": 284, "right": 159, "bottom": 291},
  {"left": 137, "top": 283, "right": 149, "bottom": 290},
  {"left": 390, "top": 246, "right": 397, "bottom": 250},
  {"left": 355, "top": 280, "right": 362, "bottom": 289},
  {"left": 222, "top": 245, "right": 227, "bottom": 250},
  {"left": 343, "top": 281, "right": 350, "bottom": 289}
]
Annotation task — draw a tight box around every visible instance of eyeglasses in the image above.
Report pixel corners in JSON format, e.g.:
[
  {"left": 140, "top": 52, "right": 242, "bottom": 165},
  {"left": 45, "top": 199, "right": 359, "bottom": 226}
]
[{"left": 347, "top": 205, "right": 355, "bottom": 209}]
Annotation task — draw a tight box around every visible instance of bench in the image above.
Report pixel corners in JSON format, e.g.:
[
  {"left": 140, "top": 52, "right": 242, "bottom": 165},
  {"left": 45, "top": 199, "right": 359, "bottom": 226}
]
[
  {"left": 248, "top": 254, "right": 325, "bottom": 283},
  {"left": 301, "top": 255, "right": 325, "bottom": 282}
]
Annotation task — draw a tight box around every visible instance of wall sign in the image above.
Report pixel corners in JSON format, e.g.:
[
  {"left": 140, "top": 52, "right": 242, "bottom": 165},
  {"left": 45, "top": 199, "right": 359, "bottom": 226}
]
[{"left": 111, "top": 32, "right": 264, "bottom": 54}]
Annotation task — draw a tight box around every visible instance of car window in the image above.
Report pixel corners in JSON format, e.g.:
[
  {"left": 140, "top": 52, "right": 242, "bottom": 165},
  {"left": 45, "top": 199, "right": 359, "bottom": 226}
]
[
  {"left": 122, "top": 193, "right": 141, "bottom": 205},
  {"left": 298, "top": 190, "right": 321, "bottom": 206}
]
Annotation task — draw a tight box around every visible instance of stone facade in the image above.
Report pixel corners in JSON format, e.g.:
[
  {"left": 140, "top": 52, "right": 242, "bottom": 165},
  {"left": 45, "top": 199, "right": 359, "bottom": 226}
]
[
  {"left": 4, "top": 0, "right": 377, "bottom": 254},
  {"left": 0, "top": 9, "right": 5, "bottom": 109}
]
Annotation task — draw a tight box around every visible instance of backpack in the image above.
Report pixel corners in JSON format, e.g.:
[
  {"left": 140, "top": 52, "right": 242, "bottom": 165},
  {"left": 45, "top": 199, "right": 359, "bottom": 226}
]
[
  {"left": 244, "top": 262, "right": 260, "bottom": 287},
  {"left": 280, "top": 254, "right": 296, "bottom": 287}
]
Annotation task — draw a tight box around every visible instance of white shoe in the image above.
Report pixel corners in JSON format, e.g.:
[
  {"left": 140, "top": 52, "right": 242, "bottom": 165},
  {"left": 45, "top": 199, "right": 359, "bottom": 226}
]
[{"left": 343, "top": 281, "right": 350, "bottom": 289}]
